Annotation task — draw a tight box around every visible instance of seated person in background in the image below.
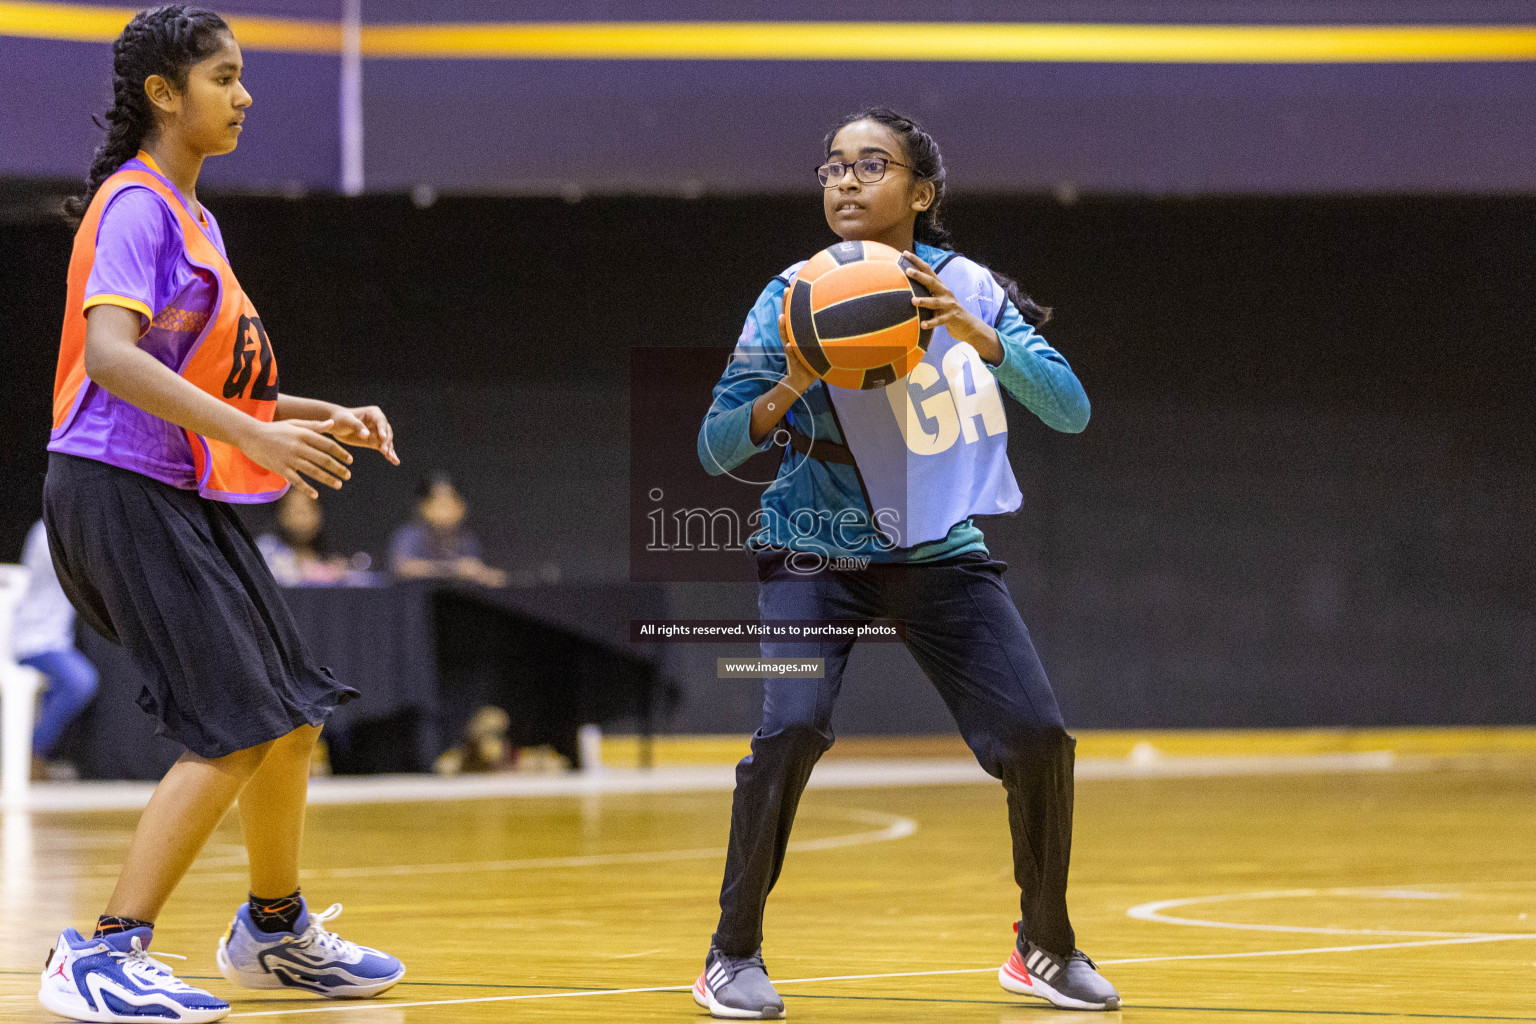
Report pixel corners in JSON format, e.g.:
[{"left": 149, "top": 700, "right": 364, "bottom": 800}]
[
  {"left": 10, "top": 519, "right": 98, "bottom": 780},
  {"left": 257, "top": 489, "right": 370, "bottom": 587},
  {"left": 391, "top": 473, "right": 507, "bottom": 587}
]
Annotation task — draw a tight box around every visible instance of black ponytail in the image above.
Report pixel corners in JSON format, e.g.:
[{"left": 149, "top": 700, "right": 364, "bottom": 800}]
[
  {"left": 824, "top": 106, "right": 1052, "bottom": 327},
  {"left": 64, "top": 4, "right": 230, "bottom": 224}
]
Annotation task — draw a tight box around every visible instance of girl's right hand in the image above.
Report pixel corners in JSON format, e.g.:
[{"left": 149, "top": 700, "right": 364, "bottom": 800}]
[
  {"left": 238, "top": 418, "right": 354, "bottom": 498},
  {"left": 779, "top": 313, "right": 820, "bottom": 394}
]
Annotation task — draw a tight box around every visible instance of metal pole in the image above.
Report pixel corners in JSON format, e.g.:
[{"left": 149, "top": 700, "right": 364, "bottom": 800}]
[{"left": 339, "top": 0, "right": 364, "bottom": 195}]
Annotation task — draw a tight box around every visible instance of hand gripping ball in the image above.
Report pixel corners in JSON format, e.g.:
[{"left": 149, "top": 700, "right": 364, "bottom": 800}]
[{"left": 784, "top": 239, "right": 933, "bottom": 390}]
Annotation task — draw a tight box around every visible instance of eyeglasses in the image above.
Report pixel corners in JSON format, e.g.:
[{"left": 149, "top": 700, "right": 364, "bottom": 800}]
[{"left": 816, "top": 156, "right": 912, "bottom": 188}]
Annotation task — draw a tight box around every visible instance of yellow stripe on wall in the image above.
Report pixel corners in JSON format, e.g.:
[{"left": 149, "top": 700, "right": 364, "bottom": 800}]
[
  {"left": 359, "top": 21, "right": 1536, "bottom": 63},
  {"left": 0, "top": 1, "right": 339, "bottom": 53},
  {"left": 224, "top": 13, "right": 338, "bottom": 53},
  {"left": 0, "top": 0, "right": 128, "bottom": 41},
  {"left": 2, "top": 3, "right": 1535, "bottom": 63}
]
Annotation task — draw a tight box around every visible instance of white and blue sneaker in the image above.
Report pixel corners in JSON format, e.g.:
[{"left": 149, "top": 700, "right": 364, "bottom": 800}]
[
  {"left": 39, "top": 926, "right": 230, "bottom": 1023},
  {"left": 216, "top": 898, "right": 403, "bottom": 998}
]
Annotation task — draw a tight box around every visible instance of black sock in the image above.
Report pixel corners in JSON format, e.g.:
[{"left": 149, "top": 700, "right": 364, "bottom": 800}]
[
  {"left": 248, "top": 889, "right": 305, "bottom": 934},
  {"left": 94, "top": 916, "right": 153, "bottom": 938}
]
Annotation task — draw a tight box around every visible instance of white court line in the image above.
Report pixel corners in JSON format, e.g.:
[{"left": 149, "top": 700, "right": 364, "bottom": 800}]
[
  {"left": 36, "top": 806, "right": 917, "bottom": 884},
  {"left": 178, "top": 808, "right": 916, "bottom": 885},
  {"left": 709, "top": 933, "right": 1536, "bottom": 983},
  {"left": 15, "top": 751, "right": 1403, "bottom": 813},
  {"left": 1098, "top": 931, "right": 1536, "bottom": 965},
  {"left": 1126, "top": 887, "right": 1522, "bottom": 937},
  {"left": 225, "top": 932, "right": 1536, "bottom": 1018},
  {"left": 227, "top": 982, "right": 692, "bottom": 1017}
]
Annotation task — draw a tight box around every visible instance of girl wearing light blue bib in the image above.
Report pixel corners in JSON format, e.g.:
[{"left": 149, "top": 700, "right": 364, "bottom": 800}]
[{"left": 692, "top": 108, "right": 1121, "bottom": 1016}]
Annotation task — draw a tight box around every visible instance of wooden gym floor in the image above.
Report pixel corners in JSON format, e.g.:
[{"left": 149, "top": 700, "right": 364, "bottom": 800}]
[{"left": 1, "top": 730, "right": 1534, "bottom": 1023}]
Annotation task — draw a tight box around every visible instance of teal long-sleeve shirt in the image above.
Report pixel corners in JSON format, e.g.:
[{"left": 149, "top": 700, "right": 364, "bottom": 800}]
[{"left": 697, "top": 243, "right": 1089, "bottom": 563}]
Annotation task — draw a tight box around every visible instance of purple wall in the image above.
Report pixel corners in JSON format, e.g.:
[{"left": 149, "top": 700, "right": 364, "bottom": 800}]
[
  {"left": 0, "top": 35, "right": 339, "bottom": 192},
  {"left": 361, "top": 59, "right": 1536, "bottom": 195},
  {"left": 3, "top": 1, "right": 1534, "bottom": 194}
]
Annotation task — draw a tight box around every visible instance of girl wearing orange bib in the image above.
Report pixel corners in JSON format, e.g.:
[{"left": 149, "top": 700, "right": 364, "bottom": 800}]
[
  {"left": 37, "top": 9, "right": 404, "bottom": 1023},
  {"left": 52, "top": 158, "right": 289, "bottom": 502}
]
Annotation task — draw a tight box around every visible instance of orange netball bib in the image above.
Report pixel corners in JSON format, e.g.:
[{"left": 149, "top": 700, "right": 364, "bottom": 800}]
[{"left": 53, "top": 156, "right": 288, "bottom": 503}]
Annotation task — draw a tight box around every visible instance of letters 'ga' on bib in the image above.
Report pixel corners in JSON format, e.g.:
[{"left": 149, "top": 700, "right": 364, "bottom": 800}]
[
  {"left": 824, "top": 253, "right": 1023, "bottom": 547},
  {"left": 52, "top": 160, "right": 289, "bottom": 503}
]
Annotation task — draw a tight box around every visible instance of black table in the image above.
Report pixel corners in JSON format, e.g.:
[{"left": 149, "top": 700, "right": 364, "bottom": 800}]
[{"left": 58, "top": 581, "right": 676, "bottom": 780}]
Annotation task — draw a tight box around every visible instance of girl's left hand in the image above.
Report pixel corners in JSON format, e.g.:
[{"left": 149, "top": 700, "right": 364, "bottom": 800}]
[
  {"left": 329, "top": 405, "right": 400, "bottom": 465},
  {"left": 901, "top": 251, "right": 992, "bottom": 350}
]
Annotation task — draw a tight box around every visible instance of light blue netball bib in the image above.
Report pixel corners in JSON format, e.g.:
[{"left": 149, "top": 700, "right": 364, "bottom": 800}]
[{"left": 826, "top": 253, "right": 1023, "bottom": 547}]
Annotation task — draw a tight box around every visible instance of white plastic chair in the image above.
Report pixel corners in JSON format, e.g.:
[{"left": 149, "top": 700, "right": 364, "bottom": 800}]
[{"left": 0, "top": 564, "right": 44, "bottom": 809}]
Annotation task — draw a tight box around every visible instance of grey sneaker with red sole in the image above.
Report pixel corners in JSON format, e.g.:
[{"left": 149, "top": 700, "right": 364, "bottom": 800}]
[{"left": 999, "top": 927, "right": 1120, "bottom": 1011}]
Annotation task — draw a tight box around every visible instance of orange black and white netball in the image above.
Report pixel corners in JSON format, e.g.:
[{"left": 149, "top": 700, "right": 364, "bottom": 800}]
[{"left": 784, "top": 239, "right": 933, "bottom": 390}]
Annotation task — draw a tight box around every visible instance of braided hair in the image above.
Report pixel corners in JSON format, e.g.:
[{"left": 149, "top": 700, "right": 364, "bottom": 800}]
[
  {"left": 824, "top": 107, "right": 1052, "bottom": 327},
  {"left": 64, "top": 5, "right": 230, "bottom": 224}
]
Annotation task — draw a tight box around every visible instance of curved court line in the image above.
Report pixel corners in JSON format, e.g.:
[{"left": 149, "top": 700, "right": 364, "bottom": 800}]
[
  {"left": 221, "top": 932, "right": 1536, "bottom": 1018},
  {"left": 713, "top": 932, "right": 1536, "bottom": 982},
  {"left": 35, "top": 805, "right": 915, "bottom": 884},
  {"left": 1100, "top": 932, "right": 1536, "bottom": 965},
  {"left": 227, "top": 982, "right": 693, "bottom": 1017},
  {"left": 1125, "top": 886, "right": 1530, "bottom": 938},
  {"left": 28, "top": 846, "right": 258, "bottom": 883},
  {"left": 214, "top": 882, "right": 1536, "bottom": 1017},
  {"left": 173, "top": 806, "right": 918, "bottom": 885}
]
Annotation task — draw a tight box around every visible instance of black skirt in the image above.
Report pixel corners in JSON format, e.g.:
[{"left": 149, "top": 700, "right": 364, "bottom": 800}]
[{"left": 42, "top": 452, "right": 358, "bottom": 759}]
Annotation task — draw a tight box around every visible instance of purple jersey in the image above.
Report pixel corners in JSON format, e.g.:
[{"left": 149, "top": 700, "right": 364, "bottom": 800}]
[{"left": 48, "top": 155, "right": 229, "bottom": 489}]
